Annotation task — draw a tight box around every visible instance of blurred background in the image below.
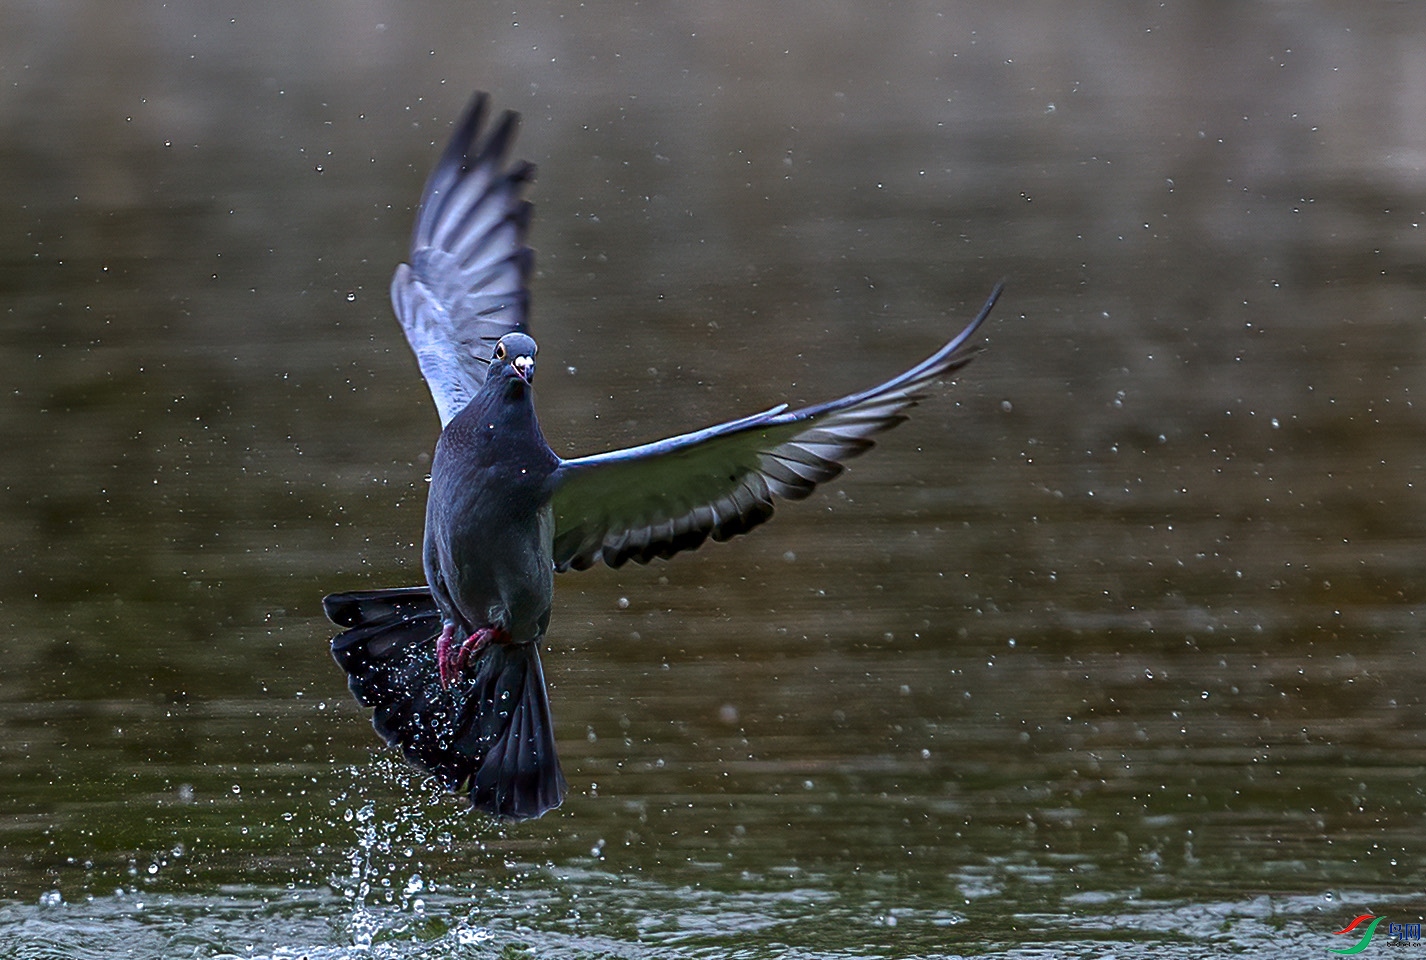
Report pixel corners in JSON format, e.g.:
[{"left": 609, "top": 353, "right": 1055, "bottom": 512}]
[{"left": 2, "top": 2, "right": 1425, "bottom": 957}]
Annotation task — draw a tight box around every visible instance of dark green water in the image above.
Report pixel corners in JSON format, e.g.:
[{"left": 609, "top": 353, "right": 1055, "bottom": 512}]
[{"left": 3, "top": 3, "right": 1426, "bottom": 957}]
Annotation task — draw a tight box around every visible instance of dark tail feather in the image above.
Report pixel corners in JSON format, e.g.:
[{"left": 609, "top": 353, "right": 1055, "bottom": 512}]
[
  {"left": 456, "top": 641, "right": 568, "bottom": 817},
  {"left": 323, "top": 587, "right": 567, "bottom": 820}
]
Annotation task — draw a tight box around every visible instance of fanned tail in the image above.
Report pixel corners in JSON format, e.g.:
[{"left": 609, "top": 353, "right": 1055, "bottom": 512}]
[{"left": 323, "top": 587, "right": 567, "bottom": 820}]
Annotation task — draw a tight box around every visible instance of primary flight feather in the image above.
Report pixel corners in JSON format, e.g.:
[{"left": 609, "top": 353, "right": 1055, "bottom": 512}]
[{"left": 324, "top": 93, "right": 1003, "bottom": 820}]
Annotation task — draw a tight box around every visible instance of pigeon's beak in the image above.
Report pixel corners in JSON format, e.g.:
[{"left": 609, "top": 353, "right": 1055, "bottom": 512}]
[{"left": 513, "top": 355, "right": 535, "bottom": 383}]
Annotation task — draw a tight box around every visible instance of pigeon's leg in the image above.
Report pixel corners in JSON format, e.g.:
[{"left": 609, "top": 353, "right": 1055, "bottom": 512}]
[
  {"left": 436, "top": 622, "right": 460, "bottom": 688},
  {"left": 453, "top": 626, "right": 511, "bottom": 674}
]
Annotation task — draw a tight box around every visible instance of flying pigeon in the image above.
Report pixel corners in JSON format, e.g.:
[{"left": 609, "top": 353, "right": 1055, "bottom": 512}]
[{"left": 323, "top": 93, "right": 1003, "bottom": 821}]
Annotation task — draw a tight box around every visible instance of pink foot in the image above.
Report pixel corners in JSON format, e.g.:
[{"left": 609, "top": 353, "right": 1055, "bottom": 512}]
[
  {"left": 437, "top": 624, "right": 511, "bottom": 689},
  {"left": 436, "top": 622, "right": 458, "bottom": 688},
  {"left": 454, "top": 626, "right": 510, "bottom": 673}
]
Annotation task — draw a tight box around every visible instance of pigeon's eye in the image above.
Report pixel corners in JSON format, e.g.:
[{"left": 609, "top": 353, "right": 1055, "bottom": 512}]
[{"left": 494, "top": 343, "right": 507, "bottom": 360}]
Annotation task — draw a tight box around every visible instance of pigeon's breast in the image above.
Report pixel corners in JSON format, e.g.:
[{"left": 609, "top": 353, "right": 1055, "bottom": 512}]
[
  {"left": 455, "top": 483, "right": 551, "bottom": 637},
  {"left": 425, "top": 418, "right": 555, "bottom": 642}
]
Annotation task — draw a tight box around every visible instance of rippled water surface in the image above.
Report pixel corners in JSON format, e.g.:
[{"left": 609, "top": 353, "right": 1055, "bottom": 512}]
[{"left": 4, "top": 3, "right": 1426, "bottom": 957}]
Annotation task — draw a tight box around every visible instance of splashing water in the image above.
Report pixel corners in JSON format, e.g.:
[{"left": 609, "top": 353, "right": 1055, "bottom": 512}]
[{"left": 328, "top": 755, "right": 505, "bottom": 948}]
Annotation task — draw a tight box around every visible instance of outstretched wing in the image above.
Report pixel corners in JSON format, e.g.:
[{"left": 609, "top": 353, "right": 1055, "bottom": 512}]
[
  {"left": 392, "top": 94, "right": 535, "bottom": 427},
  {"left": 544, "top": 284, "right": 1003, "bottom": 572}
]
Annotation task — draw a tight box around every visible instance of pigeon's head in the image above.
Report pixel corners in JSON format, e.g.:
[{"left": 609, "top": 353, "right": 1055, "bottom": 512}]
[{"left": 490, "top": 333, "right": 538, "bottom": 385}]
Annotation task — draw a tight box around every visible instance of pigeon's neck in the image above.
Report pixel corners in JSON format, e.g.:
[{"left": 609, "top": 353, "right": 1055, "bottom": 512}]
[{"left": 442, "top": 376, "right": 555, "bottom": 472}]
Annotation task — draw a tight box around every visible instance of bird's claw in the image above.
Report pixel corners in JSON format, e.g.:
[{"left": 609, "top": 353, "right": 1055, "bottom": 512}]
[
  {"left": 437, "top": 623, "right": 510, "bottom": 689},
  {"left": 436, "top": 623, "right": 459, "bottom": 688},
  {"left": 456, "top": 627, "right": 502, "bottom": 671}
]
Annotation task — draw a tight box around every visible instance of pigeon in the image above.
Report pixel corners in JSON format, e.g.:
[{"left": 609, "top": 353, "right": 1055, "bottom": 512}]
[{"left": 323, "top": 93, "right": 1003, "bottom": 821}]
